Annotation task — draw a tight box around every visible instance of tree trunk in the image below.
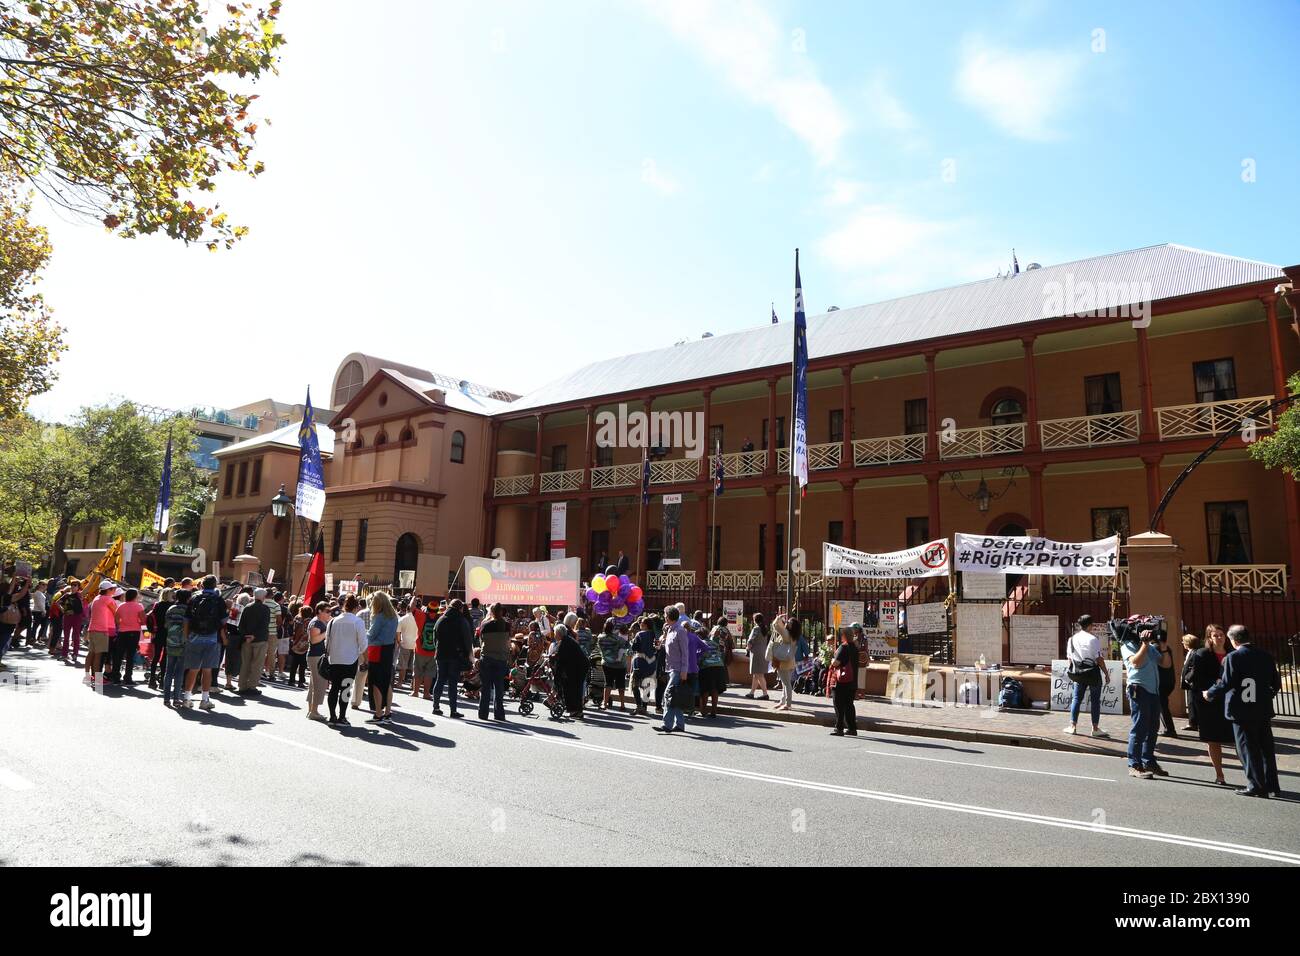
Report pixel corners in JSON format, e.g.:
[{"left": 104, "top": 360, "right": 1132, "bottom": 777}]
[{"left": 52, "top": 515, "right": 70, "bottom": 575}]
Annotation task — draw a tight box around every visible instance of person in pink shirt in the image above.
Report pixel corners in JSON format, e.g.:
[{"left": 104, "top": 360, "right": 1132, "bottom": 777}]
[
  {"left": 111, "top": 587, "right": 147, "bottom": 685},
  {"left": 85, "top": 580, "right": 118, "bottom": 685}
]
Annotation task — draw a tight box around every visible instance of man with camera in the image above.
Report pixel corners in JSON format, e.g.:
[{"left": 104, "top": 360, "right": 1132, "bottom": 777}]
[{"left": 1117, "top": 617, "right": 1168, "bottom": 780}]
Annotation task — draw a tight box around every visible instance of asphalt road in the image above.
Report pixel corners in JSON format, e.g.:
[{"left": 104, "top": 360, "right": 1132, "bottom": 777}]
[{"left": 2, "top": 643, "right": 1297, "bottom": 867}]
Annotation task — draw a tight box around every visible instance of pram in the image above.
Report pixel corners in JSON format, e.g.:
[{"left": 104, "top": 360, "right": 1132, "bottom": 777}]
[
  {"left": 586, "top": 652, "right": 606, "bottom": 705},
  {"left": 516, "top": 661, "right": 566, "bottom": 719},
  {"left": 460, "top": 655, "right": 482, "bottom": 701}
]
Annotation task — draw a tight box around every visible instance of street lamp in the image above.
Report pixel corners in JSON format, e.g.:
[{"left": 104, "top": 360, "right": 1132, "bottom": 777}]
[{"left": 270, "top": 484, "right": 293, "bottom": 519}]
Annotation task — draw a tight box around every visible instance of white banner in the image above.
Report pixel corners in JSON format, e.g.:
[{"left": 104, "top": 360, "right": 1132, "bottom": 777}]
[
  {"left": 822, "top": 539, "right": 950, "bottom": 579},
  {"left": 1051, "top": 660, "right": 1124, "bottom": 714},
  {"left": 549, "top": 502, "right": 567, "bottom": 560},
  {"left": 954, "top": 533, "right": 1119, "bottom": 576}
]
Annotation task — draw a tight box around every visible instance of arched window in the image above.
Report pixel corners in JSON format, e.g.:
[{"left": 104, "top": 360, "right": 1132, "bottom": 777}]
[
  {"left": 352, "top": 434, "right": 365, "bottom": 451},
  {"left": 990, "top": 398, "right": 1024, "bottom": 426},
  {"left": 450, "top": 430, "right": 466, "bottom": 464},
  {"left": 399, "top": 426, "right": 414, "bottom": 442},
  {"left": 334, "top": 360, "right": 365, "bottom": 407},
  {"left": 375, "top": 430, "right": 388, "bottom": 447}
]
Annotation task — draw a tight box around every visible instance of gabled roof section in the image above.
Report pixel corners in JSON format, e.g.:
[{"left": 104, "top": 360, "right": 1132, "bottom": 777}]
[
  {"left": 213, "top": 420, "right": 335, "bottom": 459},
  {"left": 501, "top": 243, "right": 1284, "bottom": 414}
]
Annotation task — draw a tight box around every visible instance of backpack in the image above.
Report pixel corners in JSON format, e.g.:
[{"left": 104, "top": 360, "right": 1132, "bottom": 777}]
[
  {"left": 63, "top": 592, "right": 83, "bottom": 616},
  {"left": 997, "top": 677, "right": 1025, "bottom": 709},
  {"left": 188, "top": 591, "right": 227, "bottom": 634},
  {"left": 420, "top": 617, "right": 438, "bottom": 653}
]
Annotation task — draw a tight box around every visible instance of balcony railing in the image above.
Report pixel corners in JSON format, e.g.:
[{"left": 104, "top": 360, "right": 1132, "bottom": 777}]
[
  {"left": 539, "top": 468, "right": 583, "bottom": 493},
  {"left": 646, "top": 570, "right": 697, "bottom": 588},
  {"left": 776, "top": 442, "right": 841, "bottom": 473},
  {"left": 778, "top": 571, "right": 834, "bottom": 590},
  {"left": 939, "top": 422, "right": 1026, "bottom": 460},
  {"left": 1156, "top": 395, "right": 1273, "bottom": 441},
  {"left": 1050, "top": 571, "right": 1130, "bottom": 594},
  {"left": 493, "top": 474, "right": 533, "bottom": 497},
  {"left": 1040, "top": 410, "right": 1141, "bottom": 450},
  {"left": 1181, "top": 564, "right": 1287, "bottom": 594},
  {"left": 590, "top": 462, "right": 640, "bottom": 490},
  {"left": 650, "top": 457, "right": 700, "bottom": 485},
  {"left": 713, "top": 449, "right": 768, "bottom": 479},
  {"left": 853, "top": 433, "right": 925, "bottom": 466},
  {"left": 711, "top": 570, "right": 763, "bottom": 589}
]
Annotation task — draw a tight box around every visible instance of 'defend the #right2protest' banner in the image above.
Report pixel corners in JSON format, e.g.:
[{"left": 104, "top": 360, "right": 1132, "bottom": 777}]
[{"left": 953, "top": 533, "right": 1119, "bottom": 576}]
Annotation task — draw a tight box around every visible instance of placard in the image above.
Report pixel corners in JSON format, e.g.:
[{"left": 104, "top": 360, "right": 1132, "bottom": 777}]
[
  {"left": 549, "top": 502, "right": 567, "bottom": 560},
  {"left": 464, "top": 555, "right": 582, "bottom": 607},
  {"left": 722, "top": 600, "right": 744, "bottom": 639},
  {"left": 828, "top": 599, "right": 864, "bottom": 634},
  {"left": 962, "top": 572, "right": 1005, "bottom": 600},
  {"left": 398, "top": 569, "right": 416, "bottom": 590},
  {"left": 1009, "top": 614, "right": 1060, "bottom": 665},
  {"left": 823, "top": 539, "right": 949, "bottom": 579},
  {"left": 15, "top": 560, "right": 32, "bottom": 578},
  {"left": 661, "top": 494, "right": 681, "bottom": 567},
  {"left": 955, "top": 603, "right": 1003, "bottom": 666},
  {"left": 1050, "top": 660, "right": 1124, "bottom": 714},
  {"left": 885, "top": 653, "right": 930, "bottom": 704},
  {"left": 339, "top": 580, "right": 360, "bottom": 596},
  {"left": 954, "top": 532, "right": 1119, "bottom": 576},
  {"left": 879, "top": 599, "right": 899, "bottom": 635},
  {"left": 416, "top": 553, "right": 449, "bottom": 597},
  {"left": 325, "top": 573, "right": 334, "bottom": 594},
  {"left": 906, "top": 602, "right": 947, "bottom": 635}
]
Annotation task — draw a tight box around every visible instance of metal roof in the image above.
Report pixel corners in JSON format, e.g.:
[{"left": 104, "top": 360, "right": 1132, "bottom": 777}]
[
  {"left": 502, "top": 243, "right": 1284, "bottom": 414},
  {"left": 213, "top": 420, "right": 335, "bottom": 458},
  {"left": 379, "top": 368, "right": 519, "bottom": 416}
]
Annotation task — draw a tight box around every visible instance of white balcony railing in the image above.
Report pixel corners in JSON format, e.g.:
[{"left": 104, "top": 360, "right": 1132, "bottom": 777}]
[
  {"left": 646, "top": 570, "right": 696, "bottom": 589},
  {"left": 713, "top": 449, "right": 768, "bottom": 479},
  {"left": 1182, "top": 564, "right": 1288, "bottom": 594},
  {"left": 650, "top": 457, "right": 700, "bottom": 485},
  {"left": 493, "top": 474, "right": 533, "bottom": 497},
  {"left": 1157, "top": 395, "right": 1274, "bottom": 441},
  {"left": 775, "top": 442, "right": 840, "bottom": 473},
  {"left": 938, "top": 422, "right": 1026, "bottom": 460},
  {"left": 711, "top": 570, "right": 763, "bottom": 589},
  {"left": 1050, "top": 570, "right": 1130, "bottom": 594},
  {"left": 590, "top": 462, "right": 640, "bottom": 490},
  {"left": 539, "top": 468, "right": 583, "bottom": 493},
  {"left": 778, "top": 571, "right": 834, "bottom": 590},
  {"left": 853, "top": 433, "right": 926, "bottom": 466},
  {"left": 1040, "top": 411, "right": 1141, "bottom": 450}
]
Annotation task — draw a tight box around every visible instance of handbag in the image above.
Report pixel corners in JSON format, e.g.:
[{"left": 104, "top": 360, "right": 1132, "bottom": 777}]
[
  {"left": 1066, "top": 645, "right": 1101, "bottom": 685},
  {"left": 0, "top": 604, "right": 18, "bottom": 626}
]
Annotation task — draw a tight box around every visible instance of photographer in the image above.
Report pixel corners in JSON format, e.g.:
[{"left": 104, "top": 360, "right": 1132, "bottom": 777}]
[{"left": 1117, "top": 617, "right": 1168, "bottom": 780}]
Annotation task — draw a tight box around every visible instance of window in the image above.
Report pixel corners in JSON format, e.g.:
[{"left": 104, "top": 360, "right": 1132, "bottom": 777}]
[
  {"left": 450, "top": 430, "right": 466, "bottom": 464},
  {"left": 550, "top": 444, "right": 567, "bottom": 472},
  {"left": 1193, "top": 359, "right": 1237, "bottom": 403},
  {"left": 828, "top": 520, "right": 844, "bottom": 547},
  {"left": 236, "top": 460, "right": 248, "bottom": 495},
  {"left": 334, "top": 360, "right": 364, "bottom": 407},
  {"left": 1084, "top": 373, "right": 1123, "bottom": 415},
  {"left": 990, "top": 398, "right": 1024, "bottom": 426},
  {"left": 904, "top": 399, "right": 928, "bottom": 436},
  {"left": 356, "top": 518, "right": 368, "bottom": 561},
  {"left": 709, "top": 424, "right": 724, "bottom": 455},
  {"left": 216, "top": 526, "right": 228, "bottom": 565},
  {"left": 1092, "top": 507, "right": 1130, "bottom": 542},
  {"left": 374, "top": 430, "right": 388, "bottom": 447},
  {"left": 906, "top": 517, "right": 930, "bottom": 548},
  {"left": 1206, "top": 501, "right": 1252, "bottom": 564},
  {"left": 399, "top": 426, "right": 414, "bottom": 442},
  {"left": 331, "top": 520, "right": 342, "bottom": 562},
  {"left": 761, "top": 417, "right": 786, "bottom": 450},
  {"left": 250, "top": 456, "right": 263, "bottom": 496},
  {"left": 223, "top": 463, "right": 235, "bottom": 497},
  {"left": 829, "top": 409, "right": 844, "bottom": 444},
  {"left": 228, "top": 523, "right": 242, "bottom": 563},
  {"left": 761, "top": 523, "right": 787, "bottom": 570},
  {"left": 352, "top": 434, "right": 365, "bottom": 450},
  {"left": 595, "top": 445, "right": 614, "bottom": 467}
]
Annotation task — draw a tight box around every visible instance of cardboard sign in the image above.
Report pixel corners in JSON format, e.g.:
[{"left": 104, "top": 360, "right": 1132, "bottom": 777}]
[
  {"left": 828, "top": 599, "right": 864, "bottom": 633},
  {"left": 886, "top": 653, "right": 931, "bottom": 704},
  {"left": 1009, "top": 614, "right": 1060, "bottom": 665},
  {"left": 723, "top": 600, "right": 744, "bottom": 638},
  {"left": 1051, "top": 660, "right": 1124, "bottom": 714},
  {"left": 906, "top": 602, "right": 947, "bottom": 635},
  {"left": 956, "top": 603, "right": 1003, "bottom": 666},
  {"left": 962, "top": 572, "right": 1006, "bottom": 600}
]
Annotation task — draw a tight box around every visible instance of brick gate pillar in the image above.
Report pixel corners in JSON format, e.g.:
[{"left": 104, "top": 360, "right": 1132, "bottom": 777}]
[{"left": 1125, "top": 531, "right": 1185, "bottom": 717}]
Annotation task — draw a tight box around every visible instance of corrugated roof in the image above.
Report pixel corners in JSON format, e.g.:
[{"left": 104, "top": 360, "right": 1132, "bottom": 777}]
[
  {"left": 503, "top": 243, "right": 1284, "bottom": 413},
  {"left": 378, "top": 368, "right": 518, "bottom": 416},
  {"left": 213, "top": 420, "right": 335, "bottom": 458}
]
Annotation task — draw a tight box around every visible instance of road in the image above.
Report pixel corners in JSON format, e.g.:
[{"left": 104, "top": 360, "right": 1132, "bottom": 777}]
[{"left": 1, "top": 642, "right": 1297, "bottom": 867}]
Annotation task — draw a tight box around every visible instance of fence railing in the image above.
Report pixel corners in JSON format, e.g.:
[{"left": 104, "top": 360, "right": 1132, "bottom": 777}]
[
  {"left": 1156, "top": 395, "right": 1273, "bottom": 441},
  {"left": 1039, "top": 410, "right": 1141, "bottom": 450},
  {"left": 539, "top": 468, "right": 583, "bottom": 493},
  {"left": 710, "top": 570, "right": 763, "bottom": 589},
  {"left": 853, "top": 433, "right": 925, "bottom": 466},
  {"left": 492, "top": 474, "right": 533, "bottom": 497},
  {"left": 590, "top": 462, "right": 640, "bottom": 489},
  {"left": 1181, "top": 564, "right": 1288, "bottom": 594},
  {"left": 646, "top": 570, "right": 696, "bottom": 588},
  {"left": 938, "top": 422, "right": 1026, "bottom": 460},
  {"left": 650, "top": 457, "right": 700, "bottom": 485},
  {"left": 713, "top": 449, "right": 767, "bottom": 479}
]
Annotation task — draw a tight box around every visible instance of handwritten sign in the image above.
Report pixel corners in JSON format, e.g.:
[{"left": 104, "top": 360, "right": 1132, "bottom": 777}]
[
  {"left": 1050, "top": 660, "right": 1124, "bottom": 714},
  {"left": 906, "top": 602, "right": 947, "bottom": 636},
  {"left": 956, "top": 603, "right": 1003, "bottom": 666},
  {"left": 1009, "top": 614, "right": 1060, "bottom": 665}
]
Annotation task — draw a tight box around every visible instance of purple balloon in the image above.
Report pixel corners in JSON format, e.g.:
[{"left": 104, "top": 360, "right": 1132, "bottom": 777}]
[
  {"left": 585, "top": 588, "right": 598, "bottom": 602},
  {"left": 619, "top": 574, "right": 631, "bottom": 588},
  {"left": 627, "top": 599, "right": 644, "bottom": 616},
  {"left": 618, "top": 582, "right": 631, "bottom": 598}
]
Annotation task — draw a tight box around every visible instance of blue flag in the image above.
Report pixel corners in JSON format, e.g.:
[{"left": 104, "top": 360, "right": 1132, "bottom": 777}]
[
  {"left": 153, "top": 435, "right": 172, "bottom": 534},
  {"left": 791, "top": 253, "right": 809, "bottom": 495},
  {"left": 640, "top": 450, "right": 651, "bottom": 506},
  {"left": 771, "top": 303, "right": 778, "bottom": 324},
  {"left": 295, "top": 387, "right": 326, "bottom": 522},
  {"left": 713, "top": 441, "right": 724, "bottom": 496}
]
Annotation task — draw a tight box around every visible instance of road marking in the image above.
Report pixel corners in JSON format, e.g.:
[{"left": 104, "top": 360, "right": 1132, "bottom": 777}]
[
  {"left": 857, "top": 748, "right": 1114, "bottom": 782},
  {"left": 518, "top": 732, "right": 1300, "bottom": 865},
  {"left": 0, "top": 768, "right": 34, "bottom": 791},
  {"left": 251, "top": 731, "right": 392, "bottom": 773}
]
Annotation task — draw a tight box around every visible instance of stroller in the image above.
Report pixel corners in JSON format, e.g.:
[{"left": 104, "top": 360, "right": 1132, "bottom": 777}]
[
  {"left": 517, "top": 661, "right": 566, "bottom": 719},
  {"left": 586, "top": 651, "right": 606, "bottom": 706},
  {"left": 460, "top": 653, "right": 482, "bottom": 702}
]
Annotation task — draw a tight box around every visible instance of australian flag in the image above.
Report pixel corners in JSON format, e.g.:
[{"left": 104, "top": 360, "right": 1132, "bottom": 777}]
[
  {"left": 771, "top": 304, "right": 778, "bottom": 324},
  {"left": 791, "top": 251, "right": 809, "bottom": 495},
  {"left": 640, "top": 450, "right": 651, "bottom": 505}
]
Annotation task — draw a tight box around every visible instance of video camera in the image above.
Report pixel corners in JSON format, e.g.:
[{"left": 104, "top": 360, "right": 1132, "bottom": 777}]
[{"left": 1109, "top": 614, "right": 1167, "bottom": 646}]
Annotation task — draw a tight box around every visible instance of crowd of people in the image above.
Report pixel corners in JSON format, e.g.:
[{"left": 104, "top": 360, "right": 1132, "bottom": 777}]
[{"left": 0, "top": 568, "right": 1285, "bottom": 788}]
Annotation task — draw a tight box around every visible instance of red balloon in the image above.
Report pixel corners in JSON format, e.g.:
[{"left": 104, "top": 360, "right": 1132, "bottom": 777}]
[{"left": 628, "top": 585, "right": 643, "bottom": 602}]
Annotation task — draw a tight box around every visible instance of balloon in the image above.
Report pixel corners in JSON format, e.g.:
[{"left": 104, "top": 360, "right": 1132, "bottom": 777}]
[
  {"left": 628, "top": 586, "right": 643, "bottom": 602},
  {"left": 618, "top": 582, "right": 631, "bottom": 599},
  {"left": 612, "top": 605, "right": 628, "bottom": 618},
  {"left": 619, "top": 574, "right": 631, "bottom": 588},
  {"left": 627, "top": 600, "right": 644, "bottom": 616},
  {"left": 595, "top": 600, "right": 612, "bottom": 616},
  {"left": 610, "top": 592, "right": 625, "bottom": 608},
  {"left": 591, "top": 575, "right": 607, "bottom": 594},
  {"left": 585, "top": 588, "right": 597, "bottom": 602}
]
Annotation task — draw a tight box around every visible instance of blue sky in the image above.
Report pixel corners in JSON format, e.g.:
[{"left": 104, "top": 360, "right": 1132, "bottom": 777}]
[{"left": 27, "top": 0, "right": 1300, "bottom": 421}]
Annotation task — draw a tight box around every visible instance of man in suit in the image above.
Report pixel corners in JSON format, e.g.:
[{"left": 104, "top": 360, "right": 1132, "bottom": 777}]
[{"left": 1204, "top": 625, "right": 1282, "bottom": 798}]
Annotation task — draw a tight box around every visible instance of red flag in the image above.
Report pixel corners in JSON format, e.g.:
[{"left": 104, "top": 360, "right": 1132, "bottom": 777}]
[{"left": 303, "top": 531, "right": 326, "bottom": 606}]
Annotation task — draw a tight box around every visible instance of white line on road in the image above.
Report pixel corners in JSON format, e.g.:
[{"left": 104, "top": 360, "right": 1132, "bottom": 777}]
[
  {"left": 519, "top": 732, "right": 1300, "bottom": 865},
  {"left": 857, "top": 748, "right": 1115, "bottom": 782},
  {"left": 0, "top": 768, "right": 34, "bottom": 791},
  {"left": 251, "top": 731, "right": 392, "bottom": 773}
]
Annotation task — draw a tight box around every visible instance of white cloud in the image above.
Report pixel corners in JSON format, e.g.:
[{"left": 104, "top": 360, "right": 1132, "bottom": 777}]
[
  {"left": 824, "top": 178, "right": 868, "bottom": 206},
  {"left": 641, "top": 0, "right": 849, "bottom": 164},
  {"left": 863, "top": 74, "right": 916, "bottom": 132},
  {"left": 640, "top": 158, "right": 679, "bottom": 196},
  {"left": 954, "top": 34, "right": 1084, "bottom": 140}
]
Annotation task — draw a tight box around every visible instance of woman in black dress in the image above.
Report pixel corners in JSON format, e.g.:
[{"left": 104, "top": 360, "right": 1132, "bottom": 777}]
[{"left": 1187, "top": 623, "right": 1235, "bottom": 785}]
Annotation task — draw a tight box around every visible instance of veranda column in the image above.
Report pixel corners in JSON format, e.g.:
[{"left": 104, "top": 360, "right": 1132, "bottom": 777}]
[
  {"left": 840, "top": 366, "right": 853, "bottom": 469},
  {"left": 1262, "top": 292, "right": 1300, "bottom": 586},
  {"left": 1022, "top": 336, "right": 1040, "bottom": 452},
  {"left": 636, "top": 396, "right": 652, "bottom": 577},
  {"left": 766, "top": 377, "right": 778, "bottom": 475},
  {"left": 1136, "top": 326, "right": 1156, "bottom": 443},
  {"left": 840, "top": 479, "right": 856, "bottom": 551},
  {"left": 925, "top": 351, "right": 939, "bottom": 462}
]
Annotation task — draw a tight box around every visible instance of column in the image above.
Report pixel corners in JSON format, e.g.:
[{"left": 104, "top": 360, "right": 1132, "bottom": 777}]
[
  {"left": 532, "top": 412, "right": 545, "bottom": 491},
  {"left": 764, "top": 486, "right": 777, "bottom": 588},
  {"left": 582, "top": 404, "right": 594, "bottom": 490},
  {"left": 1022, "top": 336, "right": 1040, "bottom": 452},
  {"left": 840, "top": 479, "right": 856, "bottom": 551},
  {"left": 1028, "top": 464, "right": 1045, "bottom": 532},
  {"left": 1126, "top": 531, "right": 1187, "bottom": 717},
  {"left": 927, "top": 473, "right": 941, "bottom": 540},
  {"left": 1262, "top": 292, "right": 1300, "bottom": 583},
  {"left": 840, "top": 366, "right": 853, "bottom": 469},
  {"left": 766, "top": 377, "right": 778, "bottom": 475},
  {"left": 1143, "top": 455, "right": 1163, "bottom": 531},
  {"left": 1136, "top": 326, "right": 1156, "bottom": 442},
  {"left": 925, "top": 351, "right": 939, "bottom": 462},
  {"left": 581, "top": 497, "right": 592, "bottom": 571},
  {"left": 697, "top": 495, "right": 709, "bottom": 579},
  {"left": 636, "top": 396, "right": 652, "bottom": 577},
  {"left": 486, "top": 419, "right": 500, "bottom": 495}
]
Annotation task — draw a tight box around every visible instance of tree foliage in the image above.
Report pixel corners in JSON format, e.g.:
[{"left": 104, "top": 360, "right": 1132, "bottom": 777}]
[
  {"left": 0, "top": 184, "right": 64, "bottom": 419},
  {"left": 1249, "top": 373, "right": 1300, "bottom": 475}
]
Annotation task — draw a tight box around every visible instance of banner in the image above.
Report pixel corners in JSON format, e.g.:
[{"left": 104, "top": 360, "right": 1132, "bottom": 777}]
[
  {"left": 464, "top": 555, "right": 581, "bottom": 607},
  {"left": 80, "top": 537, "right": 124, "bottom": 602},
  {"left": 549, "top": 503, "right": 567, "bottom": 560},
  {"left": 1009, "top": 614, "right": 1060, "bottom": 665},
  {"left": 154, "top": 435, "right": 172, "bottom": 535},
  {"left": 954, "top": 533, "right": 1119, "bottom": 576},
  {"left": 823, "top": 539, "right": 949, "bottom": 579},
  {"left": 955, "top": 603, "right": 1003, "bottom": 666},
  {"left": 295, "top": 387, "right": 326, "bottom": 523},
  {"left": 791, "top": 253, "right": 809, "bottom": 492},
  {"left": 722, "top": 599, "right": 743, "bottom": 638},
  {"left": 140, "top": 568, "right": 168, "bottom": 591},
  {"left": 661, "top": 494, "right": 681, "bottom": 568}
]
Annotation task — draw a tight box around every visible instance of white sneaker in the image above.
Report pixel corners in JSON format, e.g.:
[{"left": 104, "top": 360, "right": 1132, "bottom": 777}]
[
  {"left": 1091, "top": 727, "right": 1110, "bottom": 738},
  {"left": 1063, "top": 724, "right": 1077, "bottom": 735},
  {"left": 199, "top": 699, "right": 215, "bottom": 711}
]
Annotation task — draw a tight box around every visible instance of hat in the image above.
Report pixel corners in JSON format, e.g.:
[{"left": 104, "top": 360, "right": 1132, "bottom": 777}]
[
  {"left": 254, "top": 588, "right": 268, "bottom": 599},
  {"left": 97, "top": 579, "right": 114, "bottom": 591},
  {"left": 113, "top": 588, "right": 125, "bottom": 597}
]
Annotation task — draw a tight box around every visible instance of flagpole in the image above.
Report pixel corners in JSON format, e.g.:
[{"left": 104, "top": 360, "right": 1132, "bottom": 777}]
[
  {"left": 785, "top": 248, "right": 800, "bottom": 614},
  {"left": 636, "top": 449, "right": 647, "bottom": 582},
  {"left": 708, "top": 441, "right": 718, "bottom": 609},
  {"left": 155, "top": 422, "right": 171, "bottom": 552}
]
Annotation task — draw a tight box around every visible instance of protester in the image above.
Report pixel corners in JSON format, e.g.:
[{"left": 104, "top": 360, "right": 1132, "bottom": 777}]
[
  {"left": 745, "top": 612, "right": 770, "bottom": 700},
  {"left": 146, "top": 584, "right": 174, "bottom": 689},
  {"left": 110, "top": 587, "right": 147, "bottom": 685},
  {"left": 305, "top": 601, "right": 332, "bottom": 721},
  {"left": 29, "top": 579, "right": 48, "bottom": 651},
  {"left": 287, "top": 604, "right": 312, "bottom": 687},
  {"left": 181, "top": 576, "right": 227, "bottom": 711},
  {"left": 161, "top": 589, "right": 190, "bottom": 707},
  {"left": 1204, "top": 625, "right": 1282, "bottom": 798},
  {"left": 628, "top": 614, "right": 658, "bottom": 716},
  {"left": 597, "top": 618, "right": 629, "bottom": 711},
  {"left": 84, "top": 579, "right": 118, "bottom": 685},
  {"left": 1118, "top": 618, "right": 1166, "bottom": 780},
  {"left": 1188, "top": 624, "right": 1236, "bottom": 786},
  {"left": 56, "top": 578, "right": 85, "bottom": 664},
  {"left": 224, "top": 593, "right": 249, "bottom": 691},
  {"left": 411, "top": 604, "right": 438, "bottom": 700},
  {"left": 237, "top": 588, "right": 272, "bottom": 696},
  {"left": 828, "top": 626, "right": 859, "bottom": 736},
  {"left": 364, "top": 591, "right": 399, "bottom": 724},
  {"left": 477, "top": 602, "right": 512, "bottom": 721},
  {"left": 698, "top": 613, "right": 730, "bottom": 718},
  {"left": 1063, "top": 614, "right": 1110, "bottom": 738},
  {"left": 325, "top": 594, "right": 368, "bottom": 726},
  {"left": 396, "top": 600, "right": 419, "bottom": 688},
  {"left": 552, "top": 621, "right": 589, "bottom": 719},
  {"left": 655, "top": 606, "right": 690, "bottom": 734},
  {"left": 433, "top": 598, "right": 472, "bottom": 718},
  {"left": 269, "top": 593, "right": 288, "bottom": 681},
  {"left": 769, "top": 609, "right": 799, "bottom": 711}
]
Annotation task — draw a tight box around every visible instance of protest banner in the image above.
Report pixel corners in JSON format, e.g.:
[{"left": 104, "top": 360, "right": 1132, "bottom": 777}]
[
  {"left": 464, "top": 555, "right": 581, "bottom": 607},
  {"left": 954, "top": 533, "right": 1119, "bottom": 576},
  {"left": 722, "top": 600, "right": 743, "bottom": 638},
  {"left": 823, "top": 539, "right": 949, "bottom": 579}
]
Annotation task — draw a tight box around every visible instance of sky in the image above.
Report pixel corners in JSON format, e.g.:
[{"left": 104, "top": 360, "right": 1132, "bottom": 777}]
[{"left": 25, "top": 0, "right": 1300, "bottom": 422}]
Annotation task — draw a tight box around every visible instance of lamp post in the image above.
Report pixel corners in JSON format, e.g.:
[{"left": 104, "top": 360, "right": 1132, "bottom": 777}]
[{"left": 269, "top": 484, "right": 296, "bottom": 592}]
